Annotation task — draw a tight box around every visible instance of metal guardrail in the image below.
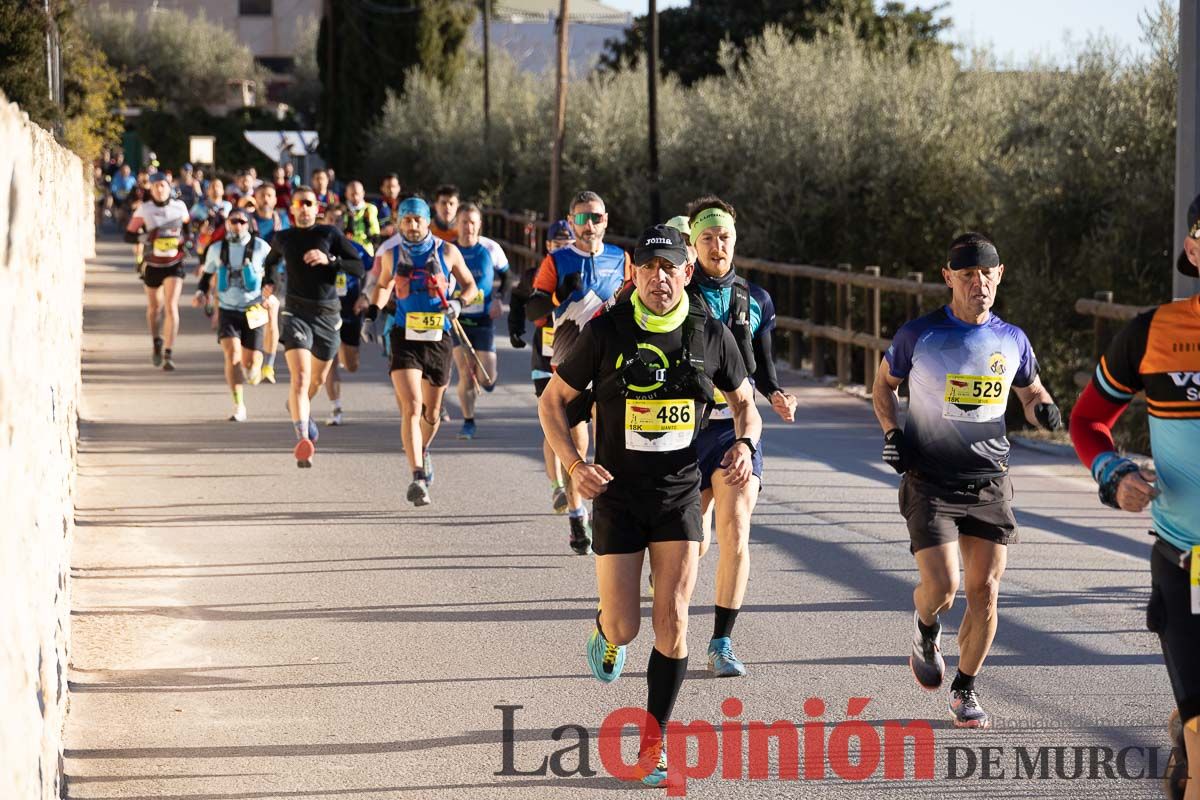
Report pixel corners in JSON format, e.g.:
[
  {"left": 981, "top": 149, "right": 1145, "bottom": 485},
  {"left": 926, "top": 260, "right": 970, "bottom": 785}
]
[{"left": 482, "top": 207, "right": 948, "bottom": 386}]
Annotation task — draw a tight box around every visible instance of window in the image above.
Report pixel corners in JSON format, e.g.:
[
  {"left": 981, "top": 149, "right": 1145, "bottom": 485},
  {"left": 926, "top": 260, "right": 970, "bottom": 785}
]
[{"left": 239, "top": 0, "right": 272, "bottom": 16}]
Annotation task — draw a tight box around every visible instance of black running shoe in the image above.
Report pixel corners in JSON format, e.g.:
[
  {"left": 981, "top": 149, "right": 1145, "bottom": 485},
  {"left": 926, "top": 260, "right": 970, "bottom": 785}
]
[
  {"left": 909, "top": 609, "right": 945, "bottom": 690},
  {"left": 568, "top": 516, "right": 592, "bottom": 555}
]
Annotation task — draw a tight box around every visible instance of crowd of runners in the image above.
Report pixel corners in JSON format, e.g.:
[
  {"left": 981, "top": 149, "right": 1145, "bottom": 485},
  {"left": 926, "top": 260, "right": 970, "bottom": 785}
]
[{"left": 103, "top": 154, "right": 1199, "bottom": 796}]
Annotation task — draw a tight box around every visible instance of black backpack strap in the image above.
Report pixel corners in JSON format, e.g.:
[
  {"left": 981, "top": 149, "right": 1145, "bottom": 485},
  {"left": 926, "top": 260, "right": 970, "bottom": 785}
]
[
  {"left": 595, "top": 300, "right": 639, "bottom": 404},
  {"left": 219, "top": 235, "right": 230, "bottom": 268},
  {"left": 729, "top": 276, "right": 756, "bottom": 374}
]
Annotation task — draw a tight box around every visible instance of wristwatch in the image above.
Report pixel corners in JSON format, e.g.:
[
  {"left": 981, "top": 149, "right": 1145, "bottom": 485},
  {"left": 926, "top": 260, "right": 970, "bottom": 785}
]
[{"left": 734, "top": 436, "right": 758, "bottom": 455}]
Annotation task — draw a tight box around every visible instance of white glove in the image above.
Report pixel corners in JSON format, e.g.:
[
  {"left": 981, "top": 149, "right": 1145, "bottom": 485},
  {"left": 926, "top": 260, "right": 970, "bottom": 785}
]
[{"left": 446, "top": 299, "right": 462, "bottom": 320}]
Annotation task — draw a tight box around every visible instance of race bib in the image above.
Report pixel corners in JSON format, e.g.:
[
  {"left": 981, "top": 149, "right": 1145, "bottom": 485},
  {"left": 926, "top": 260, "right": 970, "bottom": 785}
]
[
  {"left": 709, "top": 388, "right": 732, "bottom": 421},
  {"left": 335, "top": 272, "right": 348, "bottom": 297},
  {"left": 942, "top": 373, "right": 1006, "bottom": 422},
  {"left": 625, "top": 399, "right": 694, "bottom": 453},
  {"left": 541, "top": 325, "right": 555, "bottom": 357},
  {"left": 1191, "top": 546, "right": 1199, "bottom": 615},
  {"left": 245, "top": 304, "right": 268, "bottom": 330},
  {"left": 153, "top": 236, "right": 180, "bottom": 254},
  {"left": 462, "top": 291, "right": 485, "bottom": 316},
  {"left": 405, "top": 311, "right": 445, "bottom": 341}
]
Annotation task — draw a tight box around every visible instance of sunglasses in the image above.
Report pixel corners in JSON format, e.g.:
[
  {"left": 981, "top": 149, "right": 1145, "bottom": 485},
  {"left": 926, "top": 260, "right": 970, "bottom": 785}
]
[
  {"left": 572, "top": 212, "right": 605, "bottom": 225},
  {"left": 227, "top": 218, "right": 249, "bottom": 225},
  {"left": 294, "top": 199, "right": 316, "bottom": 208}
]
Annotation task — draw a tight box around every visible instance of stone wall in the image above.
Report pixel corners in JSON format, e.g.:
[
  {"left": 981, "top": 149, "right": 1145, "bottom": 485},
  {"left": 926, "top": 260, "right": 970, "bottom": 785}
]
[{"left": 0, "top": 93, "right": 93, "bottom": 800}]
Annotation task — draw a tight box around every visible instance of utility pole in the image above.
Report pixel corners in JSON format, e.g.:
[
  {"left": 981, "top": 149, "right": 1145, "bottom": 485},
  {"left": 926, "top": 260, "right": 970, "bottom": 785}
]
[
  {"left": 548, "top": 0, "right": 570, "bottom": 221},
  {"left": 1176, "top": 0, "right": 1200, "bottom": 297},
  {"left": 483, "top": 0, "right": 492, "bottom": 144},
  {"left": 647, "top": 0, "right": 661, "bottom": 224}
]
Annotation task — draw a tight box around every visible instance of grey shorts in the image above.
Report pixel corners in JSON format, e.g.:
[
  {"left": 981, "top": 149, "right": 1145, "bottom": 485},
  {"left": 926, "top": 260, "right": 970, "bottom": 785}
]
[
  {"left": 281, "top": 309, "right": 341, "bottom": 362},
  {"left": 899, "top": 472, "right": 1018, "bottom": 554}
]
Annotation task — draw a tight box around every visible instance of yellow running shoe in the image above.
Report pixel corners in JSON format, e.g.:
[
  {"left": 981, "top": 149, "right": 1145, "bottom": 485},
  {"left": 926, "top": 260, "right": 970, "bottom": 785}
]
[{"left": 261, "top": 364, "right": 276, "bottom": 384}]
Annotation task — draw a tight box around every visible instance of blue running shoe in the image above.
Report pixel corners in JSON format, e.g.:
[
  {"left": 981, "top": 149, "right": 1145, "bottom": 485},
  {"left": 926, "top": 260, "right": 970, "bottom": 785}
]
[
  {"left": 307, "top": 418, "right": 319, "bottom": 443},
  {"left": 422, "top": 449, "right": 434, "bottom": 484},
  {"left": 457, "top": 420, "right": 476, "bottom": 440},
  {"left": 587, "top": 627, "right": 625, "bottom": 683},
  {"left": 707, "top": 637, "right": 747, "bottom": 677},
  {"left": 637, "top": 741, "right": 679, "bottom": 789}
]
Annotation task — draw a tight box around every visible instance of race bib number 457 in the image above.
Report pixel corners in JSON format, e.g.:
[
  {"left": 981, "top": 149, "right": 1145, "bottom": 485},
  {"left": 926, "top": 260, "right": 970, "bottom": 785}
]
[
  {"left": 625, "top": 399, "right": 694, "bottom": 452},
  {"left": 405, "top": 311, "right": 445, "bottom": 341}
]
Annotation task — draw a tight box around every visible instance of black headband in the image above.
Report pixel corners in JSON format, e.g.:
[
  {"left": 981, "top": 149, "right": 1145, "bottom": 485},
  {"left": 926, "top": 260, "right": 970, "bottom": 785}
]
[{"left": 948, "top": 241, "right": 1000, "bottom": 269}]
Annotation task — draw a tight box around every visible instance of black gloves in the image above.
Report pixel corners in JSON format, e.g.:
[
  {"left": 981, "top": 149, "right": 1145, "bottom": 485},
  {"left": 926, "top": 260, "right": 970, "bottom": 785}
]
[
  {"left": 560, "top": 272, "right": 582, "bottom": 295},
  {"left": 882, "top": 428, "right": 909, "bottom": 474},
  {"left": 1034, "top": 402, "right": 1062, "bottom": 431},
  {"left": 510, "top": 332, "right": 526, "bottom": 349},
  {"left": 365, "top": 304, "right": 380, "bottom": 321}
]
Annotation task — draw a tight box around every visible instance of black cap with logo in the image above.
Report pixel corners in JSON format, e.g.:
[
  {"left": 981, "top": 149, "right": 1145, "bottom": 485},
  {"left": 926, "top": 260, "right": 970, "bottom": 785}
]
[
  {"left": 633, "top": 224, "right": 689, "bottom": 267},
  {"left": 1179, "top": 193, "right": 1200, "bottom": 277}
]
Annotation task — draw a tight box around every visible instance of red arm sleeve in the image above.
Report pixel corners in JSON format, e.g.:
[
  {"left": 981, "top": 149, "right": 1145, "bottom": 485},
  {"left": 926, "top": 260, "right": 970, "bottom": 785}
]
[{"left": 1069, "top": 381, "right": 1130, "bottom": 470}]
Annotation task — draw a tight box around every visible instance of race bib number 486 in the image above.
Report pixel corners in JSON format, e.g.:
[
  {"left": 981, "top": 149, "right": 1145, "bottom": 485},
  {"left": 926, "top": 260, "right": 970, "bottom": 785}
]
[{"left": 625, "top": 399, "right": 694, "bottom": 452}]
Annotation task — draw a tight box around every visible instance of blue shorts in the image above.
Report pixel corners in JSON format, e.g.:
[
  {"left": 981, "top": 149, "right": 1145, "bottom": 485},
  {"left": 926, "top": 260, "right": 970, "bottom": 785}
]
[
  {"left": 452, "top": 318, "right": 495, "bottom": 353},
  {"left": 697, "top": 419, "right": 763, "bottom": 492}
]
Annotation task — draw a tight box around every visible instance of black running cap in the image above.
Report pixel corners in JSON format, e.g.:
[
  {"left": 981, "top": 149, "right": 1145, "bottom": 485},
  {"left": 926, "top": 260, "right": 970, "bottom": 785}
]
[
  {"left": 1180, "top": 193, "right": 1200, "bottom": 277},
  {"left": 634, "top": 225, "right": 689, "bottom": 267},
  {"left": 948, "top": 240, "right": 1000, "bottom": 270}
]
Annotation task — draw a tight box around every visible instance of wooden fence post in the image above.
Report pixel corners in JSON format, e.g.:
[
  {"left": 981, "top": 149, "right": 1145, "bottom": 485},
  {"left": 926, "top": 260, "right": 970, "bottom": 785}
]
[
  {"left": 907, "top": 272, "right": 923, "bottom": 319},
  {"left": 836, "top": 263, "right": 852, "bottom": 384},
  {"left": 788, "top": 274, "right": 803, "bottom": 369},
  {"left": 1093, "top": 290, "right": 1113, "bottom": 361},
  {"left": 864, "top": 266, "right": 881, "bottom": 388},
  {"left": 810, "top": 278, "right": 826, "bottom": 378}
]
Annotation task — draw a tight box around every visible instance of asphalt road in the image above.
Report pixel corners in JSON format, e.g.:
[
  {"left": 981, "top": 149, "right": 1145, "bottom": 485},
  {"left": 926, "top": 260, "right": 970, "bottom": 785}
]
[{"left": 64, "top": 237, "right": 1175, "bottom": 799}]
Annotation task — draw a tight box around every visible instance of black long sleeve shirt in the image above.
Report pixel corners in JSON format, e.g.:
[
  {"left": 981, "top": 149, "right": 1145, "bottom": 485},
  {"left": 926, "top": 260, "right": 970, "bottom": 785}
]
[{"left": 263, "top": 224, "right": 364, "bottom": 314}]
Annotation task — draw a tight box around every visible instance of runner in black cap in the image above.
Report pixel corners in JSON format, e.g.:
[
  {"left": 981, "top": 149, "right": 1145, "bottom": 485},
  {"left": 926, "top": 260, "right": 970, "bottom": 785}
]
[
  {"left": 539, "top": 224, "right": 762, "bottom": 787},
  {"left": 872, "top": 232, "right": 1062, "bottom": 729}
]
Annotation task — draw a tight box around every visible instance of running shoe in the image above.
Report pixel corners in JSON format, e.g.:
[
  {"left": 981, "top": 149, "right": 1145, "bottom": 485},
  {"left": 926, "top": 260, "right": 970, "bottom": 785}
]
[
  {"left": 229, "top": 405, "right": 247, "bottom": 423},
  {"left": 307, "top": 418, "right": 319, "bottom": 443},
  {"left": 161, "top": 355, "right": 176, "bottom": 372},
  {"left": 457, "top": 420, "right": 476, "bottom": 439},
  {"left": 949, "top": 688, "right": 990, "bottom": 729},
  {"left": 327, "top": 410, "right": 344, "bottom": 426},
  {"left": 551, "top": 485, "right": 568, "bottom": 514},
  {"left": 909, "top": 609, "right": 945, "bottom": 690},
  {"left": 422, "top": 449, "right": 434, "bottom": 484},
  {"left": 293, "top": 438, "right": 315, "bottom": 468},
  {"left": 407, "top": 478, "right": 431, "bottom": 507},
  {"left": 261, "top": 364, "right": 276, "bottom": 384},
  {"left": 440, "top": 405, "right": 451, "bottom": 423},
  {"left": 586, "top": 626, "right": 625, "bottom": 683},
  {"left": 707, "top": 636, "right": 748, "bottom": 677},
  {"left": 568, "top": 516, "right": 592, "bottom": 555},
  {"left": 637, "top": 741, "right": 678, "bottom": 789},
  {"left": 1165, "top": 710, "right": 1187, "bottom": 800},
  {"left": 247, "top": 366, "right": 262, "bottom": 386}
]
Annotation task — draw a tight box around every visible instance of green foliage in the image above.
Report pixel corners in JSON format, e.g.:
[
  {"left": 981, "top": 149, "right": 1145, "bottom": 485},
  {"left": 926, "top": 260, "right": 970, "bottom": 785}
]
[
  {"left": 130, "top": 106, "right": 298, "bottom": 174},
  {"left": 0, "top": 0, "right": 123, "bottom": 162},
  {"left": 318, "top": 0, "right": 476, "bottom": 174},
  {"left": 82, "top": 3, "right": 268, "bottom": 110},
  {"left": 283, "top": 14, "right": 321, "bottom": 125},
  {"left": 366, "top": 8, "right": 1179, "bottom": 441},
  {"left": 598, "top": 0, "right": 950, "bottom": 85}
]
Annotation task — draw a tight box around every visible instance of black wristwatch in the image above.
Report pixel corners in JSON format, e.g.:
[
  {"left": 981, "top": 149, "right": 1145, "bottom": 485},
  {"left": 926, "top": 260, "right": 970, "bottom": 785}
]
[{"left": 734, "top": 436, "right": 758, "bottom": 455}]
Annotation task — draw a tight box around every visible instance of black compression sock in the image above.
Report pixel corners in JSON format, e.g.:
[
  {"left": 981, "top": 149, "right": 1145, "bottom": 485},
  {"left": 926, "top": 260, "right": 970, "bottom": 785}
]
[
  {"left": 464, "top": 417, "right": 474, "bottom": 423},
  {"left": 951, "top": 669, "right": 976, "bottom": 693},
  {"left": 713, "top": 605, "right": 739, "bottom": 640},
  {"left": 412, "top": 469, "right": 425, "bottom": 482},
  {"left": 645, "top": 648, "right": 688, "bottom": 743},
  {"left": 917, "top": 615, "right": 940, "bottom": 639},
  {"left": 163, "top": 348, "right": 172, "bottom": 358}
]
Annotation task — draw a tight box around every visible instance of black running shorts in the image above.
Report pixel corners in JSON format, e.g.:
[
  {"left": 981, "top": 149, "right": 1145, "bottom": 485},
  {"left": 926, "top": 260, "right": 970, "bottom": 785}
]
[
  {"left": 216, "top": 307, "right": 265, "bottom": 351},
  {"left": 281, "top": 309, "right": 341, "bottom": 362},
  {"left": 388, "top": 328, "right": 453, "bottom": 387},
  {"left": 142, "top": 262, "right": 185, "bottom": 288},
  {"left": 899, "top": 472, "right": 1018, "bottom": 553},
  {"left": 1148, "top": 540, "right": 1200, "bottom": 723},
  {"left": 591, "top": 491, "right": 703, "bottom": 555}
]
